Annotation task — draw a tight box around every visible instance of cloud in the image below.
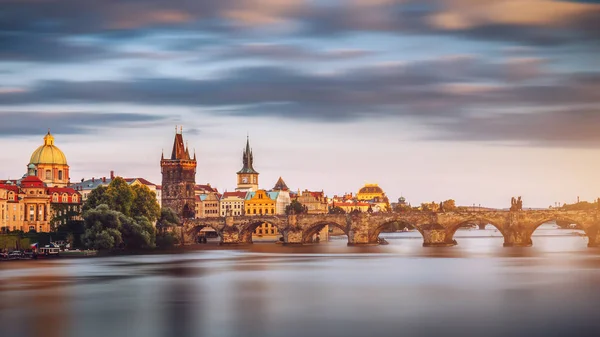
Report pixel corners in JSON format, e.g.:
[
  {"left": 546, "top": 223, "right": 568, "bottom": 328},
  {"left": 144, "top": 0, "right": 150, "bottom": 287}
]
[
  {"left": 210, "top": 43, "right": 374, "bottom": 62},
  {"left": 0, "top": 56, "right": 547, "bottom": 108},
  {"left": 1, "top": 54, "right": 599, "bottom": 147},
  {"left": 0, "top": 111, "right": 168, "bottom": 137},
  {"left": 427, "top": 108, "right": 600, "bottom": 148}
]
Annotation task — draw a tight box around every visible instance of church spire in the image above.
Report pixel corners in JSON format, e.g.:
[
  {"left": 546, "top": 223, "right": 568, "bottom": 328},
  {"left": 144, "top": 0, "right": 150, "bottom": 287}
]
[
  {"left": 170, "top": 127, "right": 188, "bottom": 160},
  {"left": 237, "top": 135, "right": 258, "bottom": 174}
]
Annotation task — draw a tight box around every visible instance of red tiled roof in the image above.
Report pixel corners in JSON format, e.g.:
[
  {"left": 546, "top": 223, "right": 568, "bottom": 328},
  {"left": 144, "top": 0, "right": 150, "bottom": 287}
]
[
  {"left": 21, "top": 175, "right": 45, "bottom": 188},
  {"left": 47, "top": 187, "right": 80, "bottom": 195},
  {"left": 0, "top": 184, "right": 20, "bottom": 194},
  {"left": 222, "top": 191, "right": 247, "bottom": 198},
  {"left": 195, "top": 184, "right": 218, "bottom": 193}
]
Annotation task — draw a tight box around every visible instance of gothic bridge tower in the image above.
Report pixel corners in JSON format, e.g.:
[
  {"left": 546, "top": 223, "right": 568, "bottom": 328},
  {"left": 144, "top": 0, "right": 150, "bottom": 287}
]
[
  {"left": 235, "top": 136, "right": 259, "bottom": 192},
  {"left": 161, "top": 127, "right": 197, "bottom": 220}
]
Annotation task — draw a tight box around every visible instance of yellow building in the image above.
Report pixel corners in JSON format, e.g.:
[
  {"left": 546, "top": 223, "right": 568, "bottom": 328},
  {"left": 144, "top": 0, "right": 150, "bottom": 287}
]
[
  {"left": 28, "top": 131, "right": 70, "bottom": 187},
  {"left": 245, "top": 189, "right": 276, "bottom": 215},
  {"left": 0, "top": 185, "right": 24, "bottom": 232},
  {"left": 245, "top": 190, "right": 279, "bottom": 240},
  {"left": 356, "top": 183, "right": 390, "bottom": 212},
  {"left": 334, "top": 202, "right": 372, "bottom": 213}
]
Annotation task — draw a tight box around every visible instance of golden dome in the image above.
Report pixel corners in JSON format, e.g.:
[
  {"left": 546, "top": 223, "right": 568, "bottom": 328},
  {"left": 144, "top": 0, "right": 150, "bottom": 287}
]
[
  {"left": 358, "top": 184, "right": 383, "bottom": 194},
  {"left": 29, "top": 131, "right": 68, "bottom": 165}
]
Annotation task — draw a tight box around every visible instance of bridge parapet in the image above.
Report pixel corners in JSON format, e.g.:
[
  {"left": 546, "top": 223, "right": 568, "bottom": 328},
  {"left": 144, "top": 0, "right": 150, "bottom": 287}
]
[{"left": 179, "top": 210, "right": 600, "bottom": 247}]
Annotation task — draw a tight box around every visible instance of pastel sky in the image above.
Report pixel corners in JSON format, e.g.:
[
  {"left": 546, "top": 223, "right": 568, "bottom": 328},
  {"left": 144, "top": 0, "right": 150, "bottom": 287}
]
[{"left": 1, "top": 0, "right": 600, "bottom": 208}]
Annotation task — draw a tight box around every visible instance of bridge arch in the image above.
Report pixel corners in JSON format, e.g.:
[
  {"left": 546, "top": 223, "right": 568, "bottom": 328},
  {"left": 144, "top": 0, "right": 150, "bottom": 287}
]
[
  {"left": 528, "top": 216, "right": 592, "bottom": 247},
  {"left": 238, "top": 218, "right": 285, "bottom": 244},
  {"left": 446, "top": 218, "right": 507, "bottom": 244},
  {"left": 369, "top": 219, "right": 425, "bottom": 243},
  {"left": 187, "top": 223, "right": 222, "bottom": 243},
  {"left": 302, "top": 221, "right": 348, "bottom": 244}
]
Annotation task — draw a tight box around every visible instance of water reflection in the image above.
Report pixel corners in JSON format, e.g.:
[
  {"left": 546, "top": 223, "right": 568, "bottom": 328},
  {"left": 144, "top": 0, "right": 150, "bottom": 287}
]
[{"left": 2, "top": 229, "right": 600, "bottom": 337}]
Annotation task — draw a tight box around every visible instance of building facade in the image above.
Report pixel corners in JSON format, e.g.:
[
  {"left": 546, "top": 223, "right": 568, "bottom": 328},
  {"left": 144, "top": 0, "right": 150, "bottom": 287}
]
[
  {"left": 220, "top": 191, "right": 247, "bottom": 216},
  {"left": 196, "top": 192, "right": 220, "bottom": 218},
  {"left": 236, "top": 137, "right": 259, "bottom": 192},
  {"left": 28, "top": 131, "right": 70, "bottom": 187},
  {"left": 271, "top": 177, "right": 291, "bottom": 215},
  {"left": 70, "top": 172, "right": 160, "bottom": 205},
  {"left": 295, "top": 190, "right": 329, "bottom": 214},
  {"left": 0, "top": 175, "right": 82, "bottom": 233},
  {"left": 245, "top": 189, "right": 279, "bottom": 240},
  {"left": 160, "top": 129, "right": 197, "bottom": 220}
]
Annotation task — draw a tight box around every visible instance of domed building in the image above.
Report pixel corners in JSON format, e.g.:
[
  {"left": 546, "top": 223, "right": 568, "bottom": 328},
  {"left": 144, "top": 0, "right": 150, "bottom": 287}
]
[
  {"left": 357, "top": 183, "right": 386, "bottom": 201},
  {"left": 356, "top": 183, "right": 390, "bottom": 212},
  {"left": 28, "top": 131, "right": 70, "bottom": 187}
]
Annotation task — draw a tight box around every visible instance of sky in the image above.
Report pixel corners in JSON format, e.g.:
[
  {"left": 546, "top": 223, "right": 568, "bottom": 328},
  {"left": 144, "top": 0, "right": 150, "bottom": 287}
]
[{"left": 1, "top": 0, "right": 600, "bottom": 209}]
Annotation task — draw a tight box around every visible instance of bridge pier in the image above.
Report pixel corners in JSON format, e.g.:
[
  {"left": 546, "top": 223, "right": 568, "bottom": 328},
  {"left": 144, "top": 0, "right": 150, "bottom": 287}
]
[
  {"left": 283, "top": 228, "right": 304, "bottom": 246},
  {"left": 502, "top": 230, "right": 532, "bottom": 247},
  {"left": 347, "top": 229, "right": 379, "bottom": 246},
  {"left": 478, "top": 223, "right": 487, "bottom": 230},
  {"left": 422, "top": 229, "right": 457, "bottom": 247},
  {"left": 586, "top": 226, "right": 600, "bottom": 247},
  {"left": 220, "top": 226, "right": 244, "bottom": 245}
]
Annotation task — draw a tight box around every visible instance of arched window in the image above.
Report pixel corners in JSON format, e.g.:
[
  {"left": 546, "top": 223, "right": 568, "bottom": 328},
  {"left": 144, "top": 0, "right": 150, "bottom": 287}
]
[
  {"left": 52, "top": 193, "right": 58, "bottom": 202},
  {"left": 72, "top": 194, "right": 78, "bottom": 202},
  {"left": 62, "top": 194, "right": 68, "bottom": 202},
  {"left": 58, "top": 171, "right": 63, "bottom": 180}
]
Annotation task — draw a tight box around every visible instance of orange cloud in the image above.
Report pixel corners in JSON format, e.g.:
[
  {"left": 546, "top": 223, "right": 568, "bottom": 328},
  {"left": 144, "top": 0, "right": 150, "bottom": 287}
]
[
  {"left": 109, "top": 9, "right": 192, "bottom": 30},
  {"left": 429, "top": 0, "right": 597, "bottom": 30},
  {"left": 223, "top": 0, "right": 305, "bottom": 26}
]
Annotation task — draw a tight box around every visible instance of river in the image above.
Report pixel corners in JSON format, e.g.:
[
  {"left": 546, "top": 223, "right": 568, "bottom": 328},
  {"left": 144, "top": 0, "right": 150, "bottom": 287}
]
[{"left": 1, "top": 224, "right": 600, "bottom": 337}]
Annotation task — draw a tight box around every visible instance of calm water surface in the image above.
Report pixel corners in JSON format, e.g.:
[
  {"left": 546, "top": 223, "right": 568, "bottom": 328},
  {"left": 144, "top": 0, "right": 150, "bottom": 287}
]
[{"left": 2, "top": 225, "right": 600, "bottom": 337}]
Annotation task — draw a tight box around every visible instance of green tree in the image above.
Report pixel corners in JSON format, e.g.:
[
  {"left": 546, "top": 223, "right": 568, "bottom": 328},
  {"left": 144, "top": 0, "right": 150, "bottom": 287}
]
[
  {"left": 83, "top": 185, "right": 109, "bottom": 212},
  {"left": 82, "top": 204, "right": 123, "bottom": 250},
  {"left": 286, "top": 200, "right": 308, "bottom": 215},
  {"left": 131, "top": 184, "right": 161, "bottom": 222},
  {"left": 105, "top": 177, "right": 135, "bottom": 216},
  {"left": 156, "top": 208, "right": 181, "bottom": 249},
  {"left": 394, "top": 204, "right": 412, "bottom": 213},
  {"left": 442, "top": 199, "right": 457, "bottom": 212},
  {"left": 120, "top": 215, "right": 156, "bottom": 250}
]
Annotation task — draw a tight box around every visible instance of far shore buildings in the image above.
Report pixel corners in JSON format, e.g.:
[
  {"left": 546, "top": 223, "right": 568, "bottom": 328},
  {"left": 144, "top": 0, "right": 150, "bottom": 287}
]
[{"left": 70, "top": 172, "right": 161, "bottom": 205}]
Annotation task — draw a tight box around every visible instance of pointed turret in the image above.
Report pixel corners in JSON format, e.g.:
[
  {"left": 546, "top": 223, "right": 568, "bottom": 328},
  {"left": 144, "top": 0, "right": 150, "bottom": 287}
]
[
  {"left": 170, "top": 127, "right": 189, "bottom": 160},
  {"left": 272, "top": 177, "right": 289, "bottom": 191},
  {"left": 237, "top": 135, "right": 258, "bottom": 174}
]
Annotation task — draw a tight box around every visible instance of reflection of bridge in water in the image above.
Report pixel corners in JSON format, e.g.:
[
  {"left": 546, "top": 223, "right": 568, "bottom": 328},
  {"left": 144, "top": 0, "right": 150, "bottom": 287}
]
[{"left": 182, "top": 210, "right": 600, "bottom": 247}]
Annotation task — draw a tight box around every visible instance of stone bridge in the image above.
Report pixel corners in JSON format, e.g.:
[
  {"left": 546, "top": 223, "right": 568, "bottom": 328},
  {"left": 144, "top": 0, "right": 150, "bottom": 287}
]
[{"left": 180, "top": 210, "right": 600, "bottom": 247}]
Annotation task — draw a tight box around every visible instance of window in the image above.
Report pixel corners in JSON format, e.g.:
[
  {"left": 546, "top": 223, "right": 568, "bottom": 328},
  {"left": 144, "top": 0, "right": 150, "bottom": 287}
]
[
  {"left": 52, "top": 194, "right": 58, "bottom": 202},
  {"left": 45, "top": 170, "right": 51, "bottom": 180},
  {"left": 58, "top": 170, "right": 63, "bottom": 180},
  {"left": 62, "top": 194, "right": 68, "bottom": 202}
]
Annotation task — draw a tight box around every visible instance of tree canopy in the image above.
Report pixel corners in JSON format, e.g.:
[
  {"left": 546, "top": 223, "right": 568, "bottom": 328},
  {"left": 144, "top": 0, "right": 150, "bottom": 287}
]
[
  {"left": 286, "top": 200, "right": 308, "bottom": 215},
  {"left": 82, "top": 178, "right": 161, "bottom": 250}
]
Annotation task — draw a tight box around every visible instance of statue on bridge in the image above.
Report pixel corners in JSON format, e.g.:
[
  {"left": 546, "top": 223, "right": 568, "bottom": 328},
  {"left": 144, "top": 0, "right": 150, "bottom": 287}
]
[
  {"left": 510, "top": 196, "right": 523, "bottom": 211},
  {"left": 439, "top": 201, "right": 444, "bottom": 213}
]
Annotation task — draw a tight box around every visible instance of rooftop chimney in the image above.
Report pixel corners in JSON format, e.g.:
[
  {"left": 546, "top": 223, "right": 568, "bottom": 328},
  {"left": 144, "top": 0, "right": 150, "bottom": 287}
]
[
  {"left": 102, "top": 177, "right": 106, "bottom": 183},
  {"left": 92, "top": 177, "right": 95, "bottom": 183},
  {"left": 110, "top": 171, "right": 115, "bottom": 179}
]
